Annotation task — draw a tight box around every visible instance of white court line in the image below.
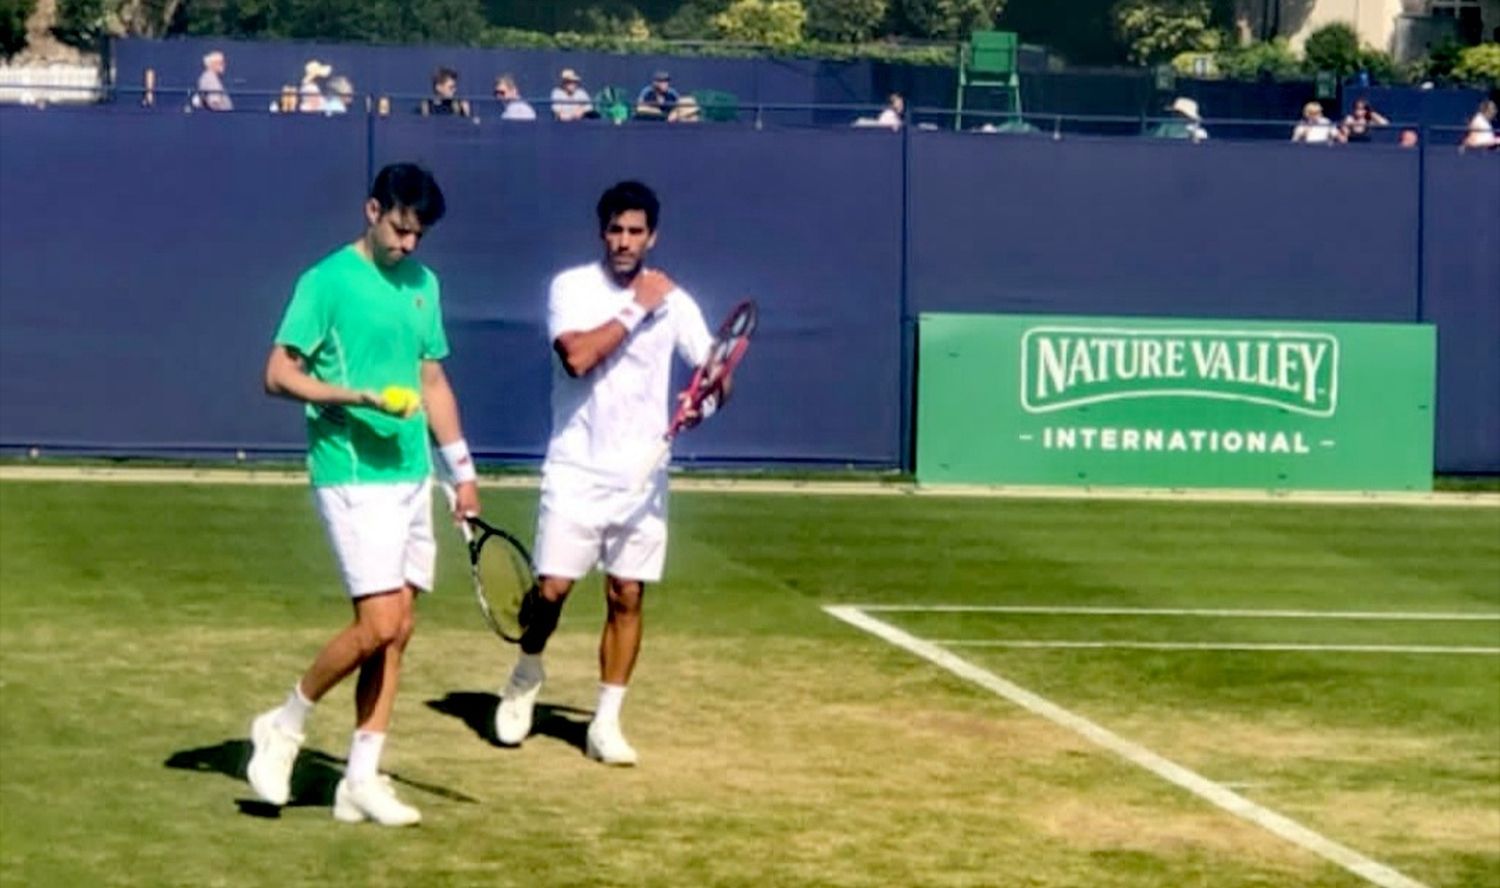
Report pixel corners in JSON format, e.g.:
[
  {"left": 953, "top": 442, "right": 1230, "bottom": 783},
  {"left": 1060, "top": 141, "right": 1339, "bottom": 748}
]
[
  {"left": 824, "top": 605, "right": 1432, "bottom": 888},
  {"left": 934, "top": 640, "right": 1500, "bottom": 655},
  {"left": 856, "top": 604, "right": 1500, "bottom": 621},
  {"left": 2, "top": 465, "right": 1497, "bottom": 508}
]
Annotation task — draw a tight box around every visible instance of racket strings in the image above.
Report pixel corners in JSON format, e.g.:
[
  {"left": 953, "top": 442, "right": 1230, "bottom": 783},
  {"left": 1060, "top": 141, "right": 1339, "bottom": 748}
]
[{"left": 472, "top": 528, "right": 538, "bottom": 642}]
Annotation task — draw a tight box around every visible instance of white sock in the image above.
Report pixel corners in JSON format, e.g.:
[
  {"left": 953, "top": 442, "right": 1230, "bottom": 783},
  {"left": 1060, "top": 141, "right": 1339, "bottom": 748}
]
[
  {"left": 515, "top": 653, "right": 544, "bottom": 682},
  {"left": 274, "top": 683, "right": 314, "bottom": 735},
  {"left": 346, "top": 730, "right": 385, "bottom": 784},
  {"left": 595, "top": 683, "right": 628, "bottom": 724}
]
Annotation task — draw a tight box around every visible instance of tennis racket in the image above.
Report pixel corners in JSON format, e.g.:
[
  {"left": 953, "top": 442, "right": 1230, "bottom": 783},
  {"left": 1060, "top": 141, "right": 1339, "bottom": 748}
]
[
  {"left": 439, "top": 482, "right": 537, "bottom": 644},
  {"left": 629, "top": 299, "right": 758, "bottom": 489}
]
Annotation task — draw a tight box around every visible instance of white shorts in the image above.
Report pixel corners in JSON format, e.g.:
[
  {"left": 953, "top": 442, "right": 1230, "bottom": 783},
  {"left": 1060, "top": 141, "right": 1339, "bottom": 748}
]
[
  {"left": 534, "top": 476, "right": 668, "bottom": 583},
  {"left": 314, "top": 479, "right": 436, "bottom": 598}
]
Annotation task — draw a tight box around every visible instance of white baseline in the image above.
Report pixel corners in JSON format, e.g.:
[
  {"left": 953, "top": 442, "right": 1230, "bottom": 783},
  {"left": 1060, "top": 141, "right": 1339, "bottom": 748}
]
[
  {"left": 933, "top": 640, "right": 1499, "bottom": 655},
  {"left": 855, "top": 604, "right": 1500, "bottom": 622}
]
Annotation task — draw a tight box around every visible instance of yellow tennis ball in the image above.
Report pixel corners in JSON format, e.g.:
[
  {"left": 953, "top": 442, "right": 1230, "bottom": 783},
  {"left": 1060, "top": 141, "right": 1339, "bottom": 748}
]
[{"left": 380, "top": 385, "right": 420, "bottom": 418}]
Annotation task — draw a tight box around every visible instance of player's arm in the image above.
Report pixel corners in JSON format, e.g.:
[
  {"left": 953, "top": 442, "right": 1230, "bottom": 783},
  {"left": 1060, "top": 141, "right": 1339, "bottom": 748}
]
[
  {"left": 263, "top": 345, "right": 381, "bottom": 408},
  {"left": 553, "top": 270, "right": 673, "bottom": 377},
  {"left": 421, "top": 359, "right": 480, "bottom": 518}
]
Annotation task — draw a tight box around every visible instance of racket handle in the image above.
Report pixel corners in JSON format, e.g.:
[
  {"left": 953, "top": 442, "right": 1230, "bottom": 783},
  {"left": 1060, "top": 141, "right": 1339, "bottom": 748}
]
[
  {"left": 438, "top": 480, "right": 475, "bottom": 543},
  {"left": 635, "top": 438, "right": 672, "bottom": 492}
]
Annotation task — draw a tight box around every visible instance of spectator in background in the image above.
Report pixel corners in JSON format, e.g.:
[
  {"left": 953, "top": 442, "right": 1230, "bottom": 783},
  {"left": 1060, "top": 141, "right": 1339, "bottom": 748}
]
[
  {"left": 668, "top": 95, "right": 701, "bottom": 123},
  {"left": 324, "top": 76, "right": 355, "bottom": 115},
  {"left": 876, "top": 92, "right": 905, "bottom": 130},
  {"left": 1340, "top": 98, "right": 1389, "bottom": 144},
  {"left": 299, "top": 60, "right": 331, "bottom": 114},
  {"left": 1151, "top": 97, "right": 1209, "bottom": 143},
  {"left": 1399, "top": 129, "right": 1420, "bottom": 149},
  {"left": 551, "top": 69, "right": 592, "bottom": 121},
  {"left": 196, "top": 50, "right": 232, "bottom": 112},
  {"left": 1292, "top": 102, "right": 1342, "bottom": 144},
  {"left": 419, "top": 67, "right": 471, "bottom": 118},
  {"left": 635, "top": 70, "right": 679, "bottom": 120},
  {"left": 1461, "top": 99, "right": 1497, "bottom": 151},
  {"left": 493, "top": 75, "right": 537, "bottom": 121}
]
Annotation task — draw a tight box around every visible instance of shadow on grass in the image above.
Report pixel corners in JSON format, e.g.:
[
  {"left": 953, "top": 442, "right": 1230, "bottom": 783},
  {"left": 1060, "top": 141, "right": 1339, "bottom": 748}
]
[
  {"left": 164, "top": 738, "right": 477, "bottom": 817},
  {"left": 426, "top": 691, "right": 591, "bottom": 753}
]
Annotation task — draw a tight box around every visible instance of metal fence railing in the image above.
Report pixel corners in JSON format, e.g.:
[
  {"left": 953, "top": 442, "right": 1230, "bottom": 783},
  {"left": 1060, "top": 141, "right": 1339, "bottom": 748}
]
[{"left": 4, "top": 81, "right": 1497, "bottom": 154}]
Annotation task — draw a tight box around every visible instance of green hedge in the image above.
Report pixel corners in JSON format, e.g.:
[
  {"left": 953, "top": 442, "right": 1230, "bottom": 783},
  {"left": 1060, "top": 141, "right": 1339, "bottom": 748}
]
[{"left": 479, "top": 26, "right": 959, "bottom": 65}]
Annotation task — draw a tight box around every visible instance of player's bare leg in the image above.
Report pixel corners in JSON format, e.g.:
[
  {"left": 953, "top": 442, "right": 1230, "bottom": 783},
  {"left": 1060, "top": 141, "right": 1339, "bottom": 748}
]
[
  {"left": 334, "top": 586, "right": 421, "bottom": 826},
  {"left": 297, "top": 586, "right": 415, "bottom": 708},
  {"left": 350, "top": 586, "right": 417, "bottom": 731},
  {"left": 588, "top": 575, "right": 643, "bottom": 766},
  {"left": 247, "top": 586, "right": 415, "bottom": 808},
  {"left": 599, "top": 576, "right": 644, "bottom": 685}
]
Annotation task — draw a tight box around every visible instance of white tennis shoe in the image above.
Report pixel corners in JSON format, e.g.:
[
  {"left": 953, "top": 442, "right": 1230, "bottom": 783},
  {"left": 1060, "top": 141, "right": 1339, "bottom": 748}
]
[
  {"left": 586, "top": 719, "right": 638, "bottom": 766},
  {"left": 495, "top": 662, "right": 544, "bottom": 746},
  {"left": 247, "top": 709, "right": 303, "bottom": 806},
  {"left": 333, "top": 775, "right": 421, "bottom": 827}
]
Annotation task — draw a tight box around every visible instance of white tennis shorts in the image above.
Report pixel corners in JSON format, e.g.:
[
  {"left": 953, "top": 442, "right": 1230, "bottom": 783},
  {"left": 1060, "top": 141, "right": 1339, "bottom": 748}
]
[
  {"left": 534, "top": 476, "right": 668, "bottom": 583},
  {"left": 314, "top": 479, "right": 436, "bottom": 598}
]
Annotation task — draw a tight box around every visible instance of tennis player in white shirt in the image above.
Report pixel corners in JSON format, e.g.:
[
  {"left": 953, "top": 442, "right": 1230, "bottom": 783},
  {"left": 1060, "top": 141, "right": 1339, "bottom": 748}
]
[{"left": 495, "top": 180, "right": 714, "bottom": 765}]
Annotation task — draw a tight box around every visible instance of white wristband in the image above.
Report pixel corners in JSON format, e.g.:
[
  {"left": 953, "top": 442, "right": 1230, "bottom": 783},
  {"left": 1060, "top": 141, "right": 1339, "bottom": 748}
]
[
  {"left": 439, "top": 439, "right": 477, "bottom": 484},
  {"left": 617, "top": 303, "right": 645, "bottom": 333}
]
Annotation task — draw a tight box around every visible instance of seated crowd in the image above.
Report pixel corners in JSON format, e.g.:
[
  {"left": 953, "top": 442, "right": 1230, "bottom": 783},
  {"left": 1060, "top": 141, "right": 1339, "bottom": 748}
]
[
  {"left": 192, "top": 50, "right": 714, "bottom": 126},
  {"left": 182, "top": 47, "right": 1500, "bottom": 151}
]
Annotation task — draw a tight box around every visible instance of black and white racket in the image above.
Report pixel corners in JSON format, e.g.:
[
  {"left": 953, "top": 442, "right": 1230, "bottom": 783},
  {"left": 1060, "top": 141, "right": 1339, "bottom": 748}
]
[{"left": 440, "top": 483, "right": 537, "bottom": 644}]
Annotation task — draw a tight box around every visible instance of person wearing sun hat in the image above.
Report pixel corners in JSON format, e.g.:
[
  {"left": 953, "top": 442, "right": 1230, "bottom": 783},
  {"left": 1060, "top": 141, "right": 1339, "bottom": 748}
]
[
  {"left": 1149, "top": 96, "right": 1210, "bottom": 143},
  {"left": 551, "top": 68, "right": 592, "bottom": 122},
  {"left": 300, "top": 59, "right": 332, "bottom": 113}
]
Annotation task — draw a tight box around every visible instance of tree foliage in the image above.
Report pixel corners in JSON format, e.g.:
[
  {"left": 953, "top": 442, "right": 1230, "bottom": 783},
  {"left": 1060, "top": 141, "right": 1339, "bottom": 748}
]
[
  {"left": 890, "top": 0, "right": 1002, "bottom": 40},
  {"left": 52, "top": 0, "right": 109, "bottom": 48},
  {"left": 1301, "top": 21, "right": 1358, "bottom": 74},
  {"left": 1213, "top": 36, "right": 1299, "bottom": 80},
  {"left": 804, "top": 0, "right": 884, "bottom": 43},
  {"left": 1112, "top": 0, "right": 1217, "bottom": 65},
  {"left": 180, "top": 0, "right": 485, "bottom": 44},
  {"left": 0, "top": 0, "right": 34, "bottom": 58},
  {"left": 572, "top": 2, "right": 651, "bottom": 38},
  {"left": 1452, "top": 42, "right": 1500, "bottom": 85},
  {"left": 1299, "top": 21, "right": 1395, "bottom": 81},
  {"left": 712, "top": 0, "right": 804, "bottom": 46}
]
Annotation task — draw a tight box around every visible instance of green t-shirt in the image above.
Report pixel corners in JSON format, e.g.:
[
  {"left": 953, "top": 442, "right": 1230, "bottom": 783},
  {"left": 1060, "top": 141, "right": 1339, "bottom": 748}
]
[{"left": 274, "top": 245, "right": 449, "bottom": 486}]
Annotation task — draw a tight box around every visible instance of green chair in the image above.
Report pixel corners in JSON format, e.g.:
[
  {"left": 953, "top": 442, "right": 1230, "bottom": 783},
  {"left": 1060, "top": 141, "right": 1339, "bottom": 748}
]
[
  {"left": 594, "top": 86, "right": 631, "bottom": 125},
  {"left": 956, "top": 30, "right": 1023, "bottom": 131},
  {"left": 692, "top": 89, "right": 739, "bottom": 123}
]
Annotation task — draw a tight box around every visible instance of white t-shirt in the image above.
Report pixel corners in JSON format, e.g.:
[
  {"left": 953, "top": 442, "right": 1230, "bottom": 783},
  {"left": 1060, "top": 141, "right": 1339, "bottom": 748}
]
[
  {"left": 501, "top": 99, "right": 537, "bottom": 121},
  {"left": 543, "top": 262, "right": 714, "bottom": 490},
  {"left": 551, "top": 86, "right": 592, "bottom": 120},
  {"left": 1293, "top": 117, "right": 1337, "bottom": 144},
  {"left": 1468, "top": 113, "right": 1495, "bottom": 148}
]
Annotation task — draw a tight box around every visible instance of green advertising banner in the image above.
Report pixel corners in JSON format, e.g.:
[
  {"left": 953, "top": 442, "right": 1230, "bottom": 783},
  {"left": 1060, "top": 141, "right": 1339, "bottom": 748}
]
[{"left": 917, "top": 314, "right": 1435, "bottom": 491}]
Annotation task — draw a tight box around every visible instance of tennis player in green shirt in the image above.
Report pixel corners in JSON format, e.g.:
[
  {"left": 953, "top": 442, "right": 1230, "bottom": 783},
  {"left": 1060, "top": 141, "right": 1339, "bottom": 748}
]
[{"left": 246, "top": 163, "right": 481, "bottom": 826}]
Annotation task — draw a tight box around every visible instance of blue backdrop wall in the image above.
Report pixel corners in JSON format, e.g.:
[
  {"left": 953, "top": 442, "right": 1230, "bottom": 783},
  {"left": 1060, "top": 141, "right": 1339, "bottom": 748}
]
[{"left": 1, "top": 106, "right": 1495, "bottom": 473}]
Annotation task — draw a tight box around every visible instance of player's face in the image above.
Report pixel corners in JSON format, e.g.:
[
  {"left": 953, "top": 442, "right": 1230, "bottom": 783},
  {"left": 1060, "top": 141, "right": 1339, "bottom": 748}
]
[
  {"left": 364, "top": 201, "right": 424, "bottom": 268},
  {"left": 602, "top": 210, "right": 656, "bottom": 278}
]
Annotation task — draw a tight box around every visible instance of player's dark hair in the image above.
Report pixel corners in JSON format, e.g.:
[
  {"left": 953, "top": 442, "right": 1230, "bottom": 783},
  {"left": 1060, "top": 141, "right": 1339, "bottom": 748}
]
[
  {"left": 597, "top": 180, "right": 659, "bottom": 234},
  {"left": 369, "top": 163, "right": 446, "bottom": 226}
]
